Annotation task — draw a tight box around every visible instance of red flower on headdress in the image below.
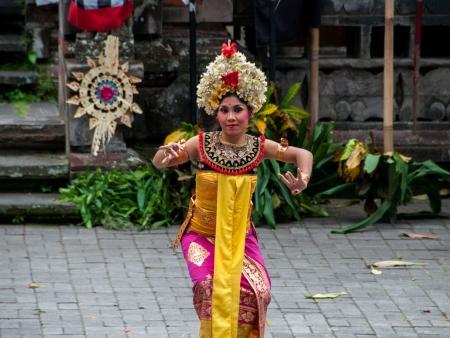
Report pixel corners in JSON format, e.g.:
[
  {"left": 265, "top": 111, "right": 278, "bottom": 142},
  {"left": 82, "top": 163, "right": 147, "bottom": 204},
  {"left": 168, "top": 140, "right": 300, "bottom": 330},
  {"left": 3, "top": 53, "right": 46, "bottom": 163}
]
[
  {"left": 221, "top": 71, "right": 239, "bottom": 88},
  {"left": 221, "top": 42, "right": 237, "bottom": 58}
]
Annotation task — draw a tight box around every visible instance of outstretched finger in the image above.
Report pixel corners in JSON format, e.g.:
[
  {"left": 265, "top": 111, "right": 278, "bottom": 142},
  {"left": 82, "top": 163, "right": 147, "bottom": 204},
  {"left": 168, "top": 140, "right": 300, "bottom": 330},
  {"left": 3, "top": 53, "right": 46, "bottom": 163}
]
[
  {"left": 168, "top": 148, "right": 178, "bottom": 157},
  {"left": 278, "top": 173, "right": 291, "bottom": 187},
  {"left": 161, "top": 154, "right": 173, "bottom": 164},
  {"left": 158, "top": 143, "right": 173, "bottom": 150},
  {"left": 286, "top": 171, "right": 296, "bottom": 182}
]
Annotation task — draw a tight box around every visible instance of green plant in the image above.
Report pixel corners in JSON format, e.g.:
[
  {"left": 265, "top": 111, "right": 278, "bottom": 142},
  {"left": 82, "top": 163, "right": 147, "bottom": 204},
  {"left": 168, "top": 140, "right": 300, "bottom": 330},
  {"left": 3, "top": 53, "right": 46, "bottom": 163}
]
[
  {"left": 0, "top": 64, "right": 57, "bottom": 117},
  {"left": 0, "top": 89, "right": 36, "bottom": 116},
  {"left": 163, "top": 122, "right": 199, "bottom": 144},
  {"left": 60, "top": 166, "right": 194, "bottom": 230},
  {"left": 250, "top": 83, "right": 344, "bottom": 227},
  {"left": 12, "top": 215, "right": 25, "bottom": 224},
  {"left": 331, "top": 139, "right": 450, "bottom": 233},
  {"left": 252, "top": 122, "right": 344, "bottom": 227},
  {"left": 249, "top": 82, "right": 309, "bottom": 138}
]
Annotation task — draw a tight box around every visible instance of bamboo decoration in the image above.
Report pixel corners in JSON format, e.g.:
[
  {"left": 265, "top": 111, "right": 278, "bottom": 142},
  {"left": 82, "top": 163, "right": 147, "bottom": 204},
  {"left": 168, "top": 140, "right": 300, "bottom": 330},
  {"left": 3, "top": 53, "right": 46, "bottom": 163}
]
[
  {"left": 309, "top": 27, "right": 320, "bottom": 129},
  {"left": 66, "top": 35, "right": 142, "bottom": 156},
  {"left": 384, "top": 0, "right": 394, "bottom": 153}
]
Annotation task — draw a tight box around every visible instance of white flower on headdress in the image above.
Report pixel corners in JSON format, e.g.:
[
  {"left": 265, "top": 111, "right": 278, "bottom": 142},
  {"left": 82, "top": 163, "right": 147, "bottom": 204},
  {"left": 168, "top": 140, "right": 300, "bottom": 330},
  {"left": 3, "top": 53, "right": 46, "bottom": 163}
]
[{"left": 196, "top": 42, "right": 267, "bottom": 115}]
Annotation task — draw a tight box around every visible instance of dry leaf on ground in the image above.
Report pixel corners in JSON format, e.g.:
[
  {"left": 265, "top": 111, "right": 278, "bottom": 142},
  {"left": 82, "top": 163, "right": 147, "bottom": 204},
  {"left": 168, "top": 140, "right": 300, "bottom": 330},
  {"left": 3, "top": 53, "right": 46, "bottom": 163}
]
[
  {"left": 28, "top": 283, "right": 40, "bottom": 289},
  {"left": 305, "top": 291, "right": 348, "bottom": 299},
  {"left": 400, "top": 232, "right": 438, "bottom": 240},
  {"left": 370, "top": 267, "right": 382, "bottom": 275},
  {"left": 369, "top": 260, "right": 427, "bottom": 269}
]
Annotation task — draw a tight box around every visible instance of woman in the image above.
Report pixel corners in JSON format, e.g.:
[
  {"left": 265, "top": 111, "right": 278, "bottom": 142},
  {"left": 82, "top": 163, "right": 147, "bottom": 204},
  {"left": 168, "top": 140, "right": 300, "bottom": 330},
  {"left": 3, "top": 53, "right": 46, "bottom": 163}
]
[{"left": 153, "top": 42, "right": 313, "bottom": 338}]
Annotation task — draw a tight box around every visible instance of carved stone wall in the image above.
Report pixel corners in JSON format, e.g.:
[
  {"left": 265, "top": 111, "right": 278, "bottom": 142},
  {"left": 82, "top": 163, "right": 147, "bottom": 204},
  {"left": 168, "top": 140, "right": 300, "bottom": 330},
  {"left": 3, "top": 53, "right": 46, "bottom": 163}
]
[
  {"left": 274, "top": 0, "right": 450, "bottom": 161},
  {"left": 22, "top": 0, "right": 450, "bottom": 161}
]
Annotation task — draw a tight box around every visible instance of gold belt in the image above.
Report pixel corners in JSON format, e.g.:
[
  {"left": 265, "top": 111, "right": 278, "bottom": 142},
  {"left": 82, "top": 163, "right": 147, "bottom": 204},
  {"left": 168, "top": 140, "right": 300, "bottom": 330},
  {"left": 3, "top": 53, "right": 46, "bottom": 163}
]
[
  {"left": 172, "top": 196, "right": 254, "bottom": 251},
  {"left": 190, "top": 204, "right": 219, "bottom": 237}
]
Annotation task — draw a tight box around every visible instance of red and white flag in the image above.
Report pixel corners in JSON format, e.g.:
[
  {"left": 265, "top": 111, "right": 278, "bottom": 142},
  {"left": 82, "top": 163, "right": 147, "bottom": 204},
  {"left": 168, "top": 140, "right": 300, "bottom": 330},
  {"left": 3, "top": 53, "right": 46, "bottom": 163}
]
[{"left": 68, "top": 0, "right": 133, "bottom": 32}]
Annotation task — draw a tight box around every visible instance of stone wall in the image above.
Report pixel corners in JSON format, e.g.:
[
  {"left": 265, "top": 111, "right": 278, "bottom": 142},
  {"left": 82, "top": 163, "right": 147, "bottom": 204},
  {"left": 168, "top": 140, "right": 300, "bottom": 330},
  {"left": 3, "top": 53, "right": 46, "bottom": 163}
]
[
  {"left": 21, "top": 0, "right": 450, "bottom": 161},
  {"left": 273, "top": 0, "right": 450, "bottom": 161}
]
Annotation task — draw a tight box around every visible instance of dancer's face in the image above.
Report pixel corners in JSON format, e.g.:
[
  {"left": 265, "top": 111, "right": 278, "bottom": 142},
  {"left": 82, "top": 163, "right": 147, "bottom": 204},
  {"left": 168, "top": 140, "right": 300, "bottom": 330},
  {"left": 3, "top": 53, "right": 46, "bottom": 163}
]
[{"left": 217, "top": 95, "right": 250, "bottom": 137}]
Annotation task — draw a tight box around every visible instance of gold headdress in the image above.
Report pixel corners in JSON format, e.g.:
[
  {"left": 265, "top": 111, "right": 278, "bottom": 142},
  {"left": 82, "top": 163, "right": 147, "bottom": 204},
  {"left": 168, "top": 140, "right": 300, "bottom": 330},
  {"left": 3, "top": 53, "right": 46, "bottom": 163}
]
[{"left": 196, "top": 42, "right": 267, "bottom": 116}]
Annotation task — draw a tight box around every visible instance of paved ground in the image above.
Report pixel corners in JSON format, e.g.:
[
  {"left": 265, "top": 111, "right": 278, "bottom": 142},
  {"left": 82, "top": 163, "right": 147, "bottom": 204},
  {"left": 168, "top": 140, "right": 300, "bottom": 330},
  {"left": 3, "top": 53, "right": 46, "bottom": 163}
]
[{"left": 1, "top": 200, "right": 449, "bottom": 338}]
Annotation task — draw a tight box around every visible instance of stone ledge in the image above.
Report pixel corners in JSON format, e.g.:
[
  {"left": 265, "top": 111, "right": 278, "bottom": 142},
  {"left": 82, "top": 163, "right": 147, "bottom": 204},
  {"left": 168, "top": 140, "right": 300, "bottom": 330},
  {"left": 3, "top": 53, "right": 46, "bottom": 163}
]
[
  {"left": 0, "top": 193, "right": 79, "bottom": 221},
  {"left": 0, "top": 35, "right": 27, "bottom": 53},
  {"left": 0, "top": 102, "right": 62, "bottom": 124},
  {"left": 277, "top": 58, "right": 450, "bottom": 70},
  {"left": 0, "top": 102, "right": 64, "bottom": 148},
  {"left": 333, "top": 121, "right": 450, "bottom": 131},
  {"left": 0, "top": 70, "right": 38, "bottom": 86},
  {"left": 0, "top": 152, "right": 69, "bottom": 180},
  {"left": 69, "top": 148, "right": 147, "bottom": 173}
]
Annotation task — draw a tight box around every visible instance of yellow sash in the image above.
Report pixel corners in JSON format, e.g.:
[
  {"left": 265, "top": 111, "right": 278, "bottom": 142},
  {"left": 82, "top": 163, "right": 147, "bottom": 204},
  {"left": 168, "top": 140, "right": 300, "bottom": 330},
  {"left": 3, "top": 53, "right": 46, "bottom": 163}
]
[{"left": 212, "top": 174, "right": 252, "bottom": 337}]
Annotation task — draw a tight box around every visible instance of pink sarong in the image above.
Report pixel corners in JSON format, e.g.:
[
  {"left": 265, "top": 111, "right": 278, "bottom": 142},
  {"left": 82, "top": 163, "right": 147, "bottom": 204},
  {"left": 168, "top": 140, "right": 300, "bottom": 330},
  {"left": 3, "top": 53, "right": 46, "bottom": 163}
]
[{"left": 181, "top": 228, "right": 271, "bottom": 337}]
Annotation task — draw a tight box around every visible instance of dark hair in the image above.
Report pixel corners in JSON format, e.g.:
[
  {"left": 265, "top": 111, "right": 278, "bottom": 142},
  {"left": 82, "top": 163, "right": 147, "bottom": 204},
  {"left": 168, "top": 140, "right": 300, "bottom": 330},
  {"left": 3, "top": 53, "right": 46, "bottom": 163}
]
[{"left": 218, "top": 93, "right": 252, "bottom": 113}]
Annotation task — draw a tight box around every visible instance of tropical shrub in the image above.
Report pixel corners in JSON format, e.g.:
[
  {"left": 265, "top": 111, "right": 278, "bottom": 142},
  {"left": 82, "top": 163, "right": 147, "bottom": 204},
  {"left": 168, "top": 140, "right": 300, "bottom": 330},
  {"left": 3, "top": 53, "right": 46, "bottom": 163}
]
[
  {"left": 60, "top": 166, "right": 194, "bottom": 230},
  {"left": 331, "top": 139, "right": 450, "bottom": 233},
  {"left": 249, "top": 83, "right": 344, "bottom": 227}
]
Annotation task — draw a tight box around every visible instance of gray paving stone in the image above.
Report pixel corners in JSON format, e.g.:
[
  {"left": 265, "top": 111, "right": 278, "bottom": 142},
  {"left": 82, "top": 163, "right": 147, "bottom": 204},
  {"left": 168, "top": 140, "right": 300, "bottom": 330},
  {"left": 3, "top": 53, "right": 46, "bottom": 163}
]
[{"left": 1, "top": 199, "right": 449, "bottom": 337}]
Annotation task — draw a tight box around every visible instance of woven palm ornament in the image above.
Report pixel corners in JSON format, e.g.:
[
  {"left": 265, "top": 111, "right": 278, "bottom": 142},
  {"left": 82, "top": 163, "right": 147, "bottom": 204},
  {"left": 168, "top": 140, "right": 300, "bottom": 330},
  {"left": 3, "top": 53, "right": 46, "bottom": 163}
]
[{"left": 66, "top": 35, "right": 142, "bottom": 156}]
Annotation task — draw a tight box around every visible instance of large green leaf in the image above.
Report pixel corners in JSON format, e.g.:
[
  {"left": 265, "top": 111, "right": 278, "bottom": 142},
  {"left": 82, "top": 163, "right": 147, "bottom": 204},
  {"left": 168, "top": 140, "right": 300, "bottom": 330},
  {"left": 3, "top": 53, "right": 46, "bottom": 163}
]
[
  {"left": 281, "top": 105, "right": 309, "bottom": 121},
  {"left": 300, "top": 203, "right": 329, "bottom": 217},
  {"left": 407, "top": 160, "right": 450, "bottom": 183},
  {"left": 393, "top": 154, "right": 409, "bottom": 203},
  {"left": 258, "top": 103, "right": 278, "bottom": 117},
  {"left": 270, "top": 175, "right": 300, "bottom": 221},
  {"left": 338, "top": 139, "right": 359, "bottom": 161},
  {"left": 363, "top": 154, "right": 381, "bottom": 174},
  {"left": 257, "top": 162, "right": 271, "bottom": 196},
  {"left": 331, "top": 199, "right": 392, "bottom": 234},
  {"left": 423, "top": 182, "right": 442, "bottom": 214},
  {"left": 317, "top": 183, "right": 354, "bottom": 198},
  {"left": 280, "top": 82, "right": 302, "bottom": 107},
  {"left": 263, "top": 190, "right": 276, "bottom": 227},
  {"left": 264, "top": 83, "right": 275, "bottom": 102},
  {"left": 268, "top": 159, "right": 280, "bottom": 175}
]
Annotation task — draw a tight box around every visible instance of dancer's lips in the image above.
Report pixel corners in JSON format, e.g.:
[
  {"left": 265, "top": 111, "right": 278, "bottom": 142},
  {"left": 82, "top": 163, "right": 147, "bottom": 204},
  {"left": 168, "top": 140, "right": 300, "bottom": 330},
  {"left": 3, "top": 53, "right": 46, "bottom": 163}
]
[{"left": 226, "top": 124, "right": 238, "bottom": 128}]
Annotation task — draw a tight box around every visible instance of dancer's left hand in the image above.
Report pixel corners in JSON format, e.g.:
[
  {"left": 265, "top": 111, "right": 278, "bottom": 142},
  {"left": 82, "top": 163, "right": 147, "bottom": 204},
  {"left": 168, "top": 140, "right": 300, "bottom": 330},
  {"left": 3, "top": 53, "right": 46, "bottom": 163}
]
[{"left": 279, "top": 168, "right": 310, "bottom": 195}]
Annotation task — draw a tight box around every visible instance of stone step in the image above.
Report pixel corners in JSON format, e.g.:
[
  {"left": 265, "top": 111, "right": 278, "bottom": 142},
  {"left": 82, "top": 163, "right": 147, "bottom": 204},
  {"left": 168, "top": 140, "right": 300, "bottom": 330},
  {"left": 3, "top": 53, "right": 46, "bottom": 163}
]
[
  {"left": 0, "top": 70, "right": 38, "bottom": 86},
  {"left": 0, "top": 193, "right": 79, "bottom": 222},
  {"left": 0, "top": 151, "right": 69, "bottom": 180},
  {"left": 0, "top": 35, "right": 27, "bottom": 53},
  {"left": 0, "top": 102, "right": 64, "bottom": 149}
]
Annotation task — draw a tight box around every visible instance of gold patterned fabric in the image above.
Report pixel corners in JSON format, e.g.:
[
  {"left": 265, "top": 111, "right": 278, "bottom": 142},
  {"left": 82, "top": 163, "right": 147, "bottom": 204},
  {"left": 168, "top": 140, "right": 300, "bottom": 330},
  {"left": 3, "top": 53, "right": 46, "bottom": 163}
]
[
  {"left": 192, "top": 257, "right": 268, "bottom": 338},
  {"left": 242, "top": 257, "right": 272, "bottom": 338},
  {"left": 189, "top": 171, "right": 257, "bottom": 237},
  {"left": 194, "top": 279, "right": 259, "bottom": 325},
  {"left": 188, "top": 242, "right": 210, "bottom": 267}
]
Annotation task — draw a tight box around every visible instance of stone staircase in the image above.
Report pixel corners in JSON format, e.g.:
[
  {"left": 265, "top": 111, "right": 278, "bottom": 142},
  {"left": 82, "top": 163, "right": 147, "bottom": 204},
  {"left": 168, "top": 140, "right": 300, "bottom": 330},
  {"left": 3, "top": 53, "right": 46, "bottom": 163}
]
[
  {"left": 0, "top": 104, "right": 78, "bottom": 222},
  {"left": 0, "top": 1, "right": 78, "bottom": 223}
]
